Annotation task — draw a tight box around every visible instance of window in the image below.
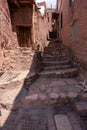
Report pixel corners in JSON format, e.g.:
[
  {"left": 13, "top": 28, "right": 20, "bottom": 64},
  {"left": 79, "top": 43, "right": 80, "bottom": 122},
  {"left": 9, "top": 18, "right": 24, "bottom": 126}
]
[
  {"left": 71, "top": 21, "right": 78, "bottom": 40},
  {"left": 60, "top": 13, "right": 63, "bottom": 28},
  {"left": 48, "top": 17, "right": 49, "bottom": 22},
  {"left": 70, "top": 0, "right": 75, "bottom": 6}
]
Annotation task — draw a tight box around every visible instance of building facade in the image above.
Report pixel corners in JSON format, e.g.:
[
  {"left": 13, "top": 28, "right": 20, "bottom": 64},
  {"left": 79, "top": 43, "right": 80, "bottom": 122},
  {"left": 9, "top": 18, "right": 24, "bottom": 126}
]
[
  {"left": 0, "top": 0, "right": 18, "bottom": 69},
  {"left": 0, "top": 0, "right": 37, "bottom": 71},
  {"left": 34, "top": 1, "right": 49, "bottom": 50},
  {"left": 0, "top": 0, "right": 55, "bottom": 71},
  {"left": 8, "top": 0, "right": 37, "bottom": 48},
  {"left": 57, "top": 0, "right": 87, "bottom": 69},
  {"left": 46, "top": 8, "right": 57, "bottom": 39}
]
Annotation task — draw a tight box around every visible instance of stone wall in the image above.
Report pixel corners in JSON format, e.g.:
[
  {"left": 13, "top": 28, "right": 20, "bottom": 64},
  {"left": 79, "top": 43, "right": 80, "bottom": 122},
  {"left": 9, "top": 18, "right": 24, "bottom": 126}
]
[
  {"left": 57, "top": 0, "right": 87, "bottom": 69},
  {"left": 0, "top": 0, "right": 18, "bottom": 69}
]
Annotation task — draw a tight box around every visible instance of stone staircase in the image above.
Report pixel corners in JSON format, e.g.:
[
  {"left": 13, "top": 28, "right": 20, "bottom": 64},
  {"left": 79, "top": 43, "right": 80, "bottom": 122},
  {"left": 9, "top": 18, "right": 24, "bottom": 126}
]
[
  {"left": 1, "top": 41, "right": 87, "bottom": 130},
  {"left": 40, "top": 40, "right": 78, "bottom": 78}
]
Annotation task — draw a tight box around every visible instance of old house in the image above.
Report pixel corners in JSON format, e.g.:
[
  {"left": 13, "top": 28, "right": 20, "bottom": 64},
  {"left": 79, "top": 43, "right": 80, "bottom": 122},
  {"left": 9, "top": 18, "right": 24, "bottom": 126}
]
[
  {"left": 56, "top": 0, "right": 87, "bottom": 69},
  {"left": 0, "top": 0, "right": 42, "bottom": 72},
  {"left": 8, "top": 0, "right": 37, "bottom": 48},
  {"left": 46, "top": 8, "right": 57, "bottom": 39},
  {"left": 0, "top": 0, "right": 51, "bottom": 73},
  {"left": 34, "top": 1, "right": 49, "bottom": 50},
  {"left": 33, "top": 1, "right": 57, "bottom": 50},
  {"left": 0, "top": 0, "right": 38, "bottom": 74},
  {"left": 51, "top": 10, "right": 59, "bottom": 39}
]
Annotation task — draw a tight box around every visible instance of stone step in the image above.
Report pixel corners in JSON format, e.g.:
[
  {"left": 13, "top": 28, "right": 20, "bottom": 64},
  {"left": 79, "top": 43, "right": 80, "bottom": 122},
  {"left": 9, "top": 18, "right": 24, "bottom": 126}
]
[
  {"left": 22, "top": 91, "right": 79, "bottom": 107},
  {"left": 54, "top": 114, "right": 73, "bottom": 130},
  {"left": 44, "top": 65, "right": 73, "bottom": 71},
  {"left": 43, "top": 54, "right": 69, "bottom": 58},
  {"left": 46, "top": 43, "right": 58, "bottom": 48},
  {"left": 43, "top": 49, "right": 66, "bottom": 55},
  {"left": 43, "top": 55, "right": 69, "bottom": 61},
  {"left": 43, "top": 60, "right": 70, "bottom": 66},
  {"left": 73, "top": 101, "right": 87, "bottom": 116},
  {"left": 43, "top": 52, "right": 66, "bottom": 56},
  {"left": 44, "top": 48, "right": 64, "bottom": 52},
  {"left": 46, "top": 44, "right": 62, "bottom": 48},
  {"left": 43, "top": 57, "right": 69, "bottom": 62},
  {"left": 40, "top": 68, "right": 78, "bottom": 78}
]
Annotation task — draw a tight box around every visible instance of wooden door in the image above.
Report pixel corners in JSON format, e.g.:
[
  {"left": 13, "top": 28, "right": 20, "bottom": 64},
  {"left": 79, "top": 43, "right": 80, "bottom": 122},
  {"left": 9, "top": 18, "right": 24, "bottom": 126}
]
[{"left": 18, "top": 26, "right": 31, "bottom": 47}]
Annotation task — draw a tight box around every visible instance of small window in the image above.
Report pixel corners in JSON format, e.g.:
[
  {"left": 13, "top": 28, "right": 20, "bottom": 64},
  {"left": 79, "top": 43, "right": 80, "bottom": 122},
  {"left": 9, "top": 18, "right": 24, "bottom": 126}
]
[
  {"left": 61, "top": 13, "right": 63, "bottom": 28},
  {"left": 48, "top": 17, "right": 49, "bottom": 22},
  {"left": 71, "top": 20, "right": 78, "bottom": 40},
  {"left": 70, "top": 0, "right": 75, "bottom": 6}
]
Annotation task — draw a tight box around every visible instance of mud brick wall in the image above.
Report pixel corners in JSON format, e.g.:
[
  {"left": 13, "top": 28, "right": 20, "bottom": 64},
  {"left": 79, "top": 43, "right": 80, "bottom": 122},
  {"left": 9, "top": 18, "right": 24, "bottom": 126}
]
[
  {"left": 0, "top": 0, "right": 18, "bottom": 69},
  {"left": 11, "top": 6, "right": 33, "bottom": 31},
  {"left": 34, "top": 9, "right": 49, "bottom": 51},
  {"left": 57, "top": 0, "right": 87, "bottom": 69}
]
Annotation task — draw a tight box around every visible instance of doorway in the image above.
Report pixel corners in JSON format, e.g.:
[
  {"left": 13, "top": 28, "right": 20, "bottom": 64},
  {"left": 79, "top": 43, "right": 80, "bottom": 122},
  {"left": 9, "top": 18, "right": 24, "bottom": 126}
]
[{"left": 17, "top": 26, "right": 32, "bottom": 47}]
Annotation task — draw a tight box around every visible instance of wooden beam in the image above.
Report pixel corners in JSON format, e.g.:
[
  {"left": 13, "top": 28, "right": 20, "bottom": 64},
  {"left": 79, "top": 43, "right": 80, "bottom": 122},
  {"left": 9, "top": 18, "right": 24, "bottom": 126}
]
[
  {"left": 9, "top": 0, "right": 20, "bottom": 7},
  {"left": 16, "top": 24, "right": 32, "bottom": 27},
  {"left": 19, "top": 0, "right": 34, "bottom": 5}
]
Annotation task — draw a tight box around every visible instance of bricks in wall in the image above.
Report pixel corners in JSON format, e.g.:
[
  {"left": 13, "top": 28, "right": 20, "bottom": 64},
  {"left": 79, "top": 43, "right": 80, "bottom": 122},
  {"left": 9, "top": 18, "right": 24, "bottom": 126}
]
[
  {"left": 0, "top": 0, "right": 18, "bottom": 68},
  {"left": 57, "top": 0, "right": 87, "bottom": 69}
]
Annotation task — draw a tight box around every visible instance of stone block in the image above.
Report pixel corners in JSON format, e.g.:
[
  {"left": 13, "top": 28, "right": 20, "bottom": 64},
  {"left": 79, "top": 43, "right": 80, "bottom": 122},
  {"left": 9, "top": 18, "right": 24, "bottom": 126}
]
[
  {"left": 54, "top": 114, "right": 73, "bottom": 130},
  {"left": 49, "top": 92, "right": 59, "bottom": 100},
  {"left": 25, "top": 94, "right": 39, "bottom": 102},
  {"left": 67, "top": 92, "right": 78, "bottom": 101},
  {"left": 74, "top": 101, "right": 87, "bottom": 116},
  {"left": 59, "top": 93, "right": 68, "bottom": 104},
  {"left": 81, "top": 93, "right": 87, "bottom": 101},
  {"left": 39, "top": 93, "right": 47, "bottom": 101}
]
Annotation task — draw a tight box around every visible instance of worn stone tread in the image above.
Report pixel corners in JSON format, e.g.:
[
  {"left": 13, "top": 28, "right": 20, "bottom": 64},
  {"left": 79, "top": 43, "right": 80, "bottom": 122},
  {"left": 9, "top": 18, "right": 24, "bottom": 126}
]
[
  {"left": 40, "top": 68, "right": 78, "bottom": 78},
  {"left": 54, "top": 114, "right": 73, "bottom": 130},
  {"left": 43, "top": 59, "right": 70, "bottom": 66},
  {"left": 44, "top": 64, "right": 73, "bottom": 71},
  {"left": 74, "top": 101, "right": 87, "bottom": 116}
]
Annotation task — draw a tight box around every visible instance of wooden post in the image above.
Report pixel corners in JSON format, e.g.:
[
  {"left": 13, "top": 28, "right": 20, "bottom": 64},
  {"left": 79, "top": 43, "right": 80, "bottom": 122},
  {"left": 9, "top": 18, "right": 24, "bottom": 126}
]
[{"left": 31, "top": 4, "right": 35, "bottom": 50}]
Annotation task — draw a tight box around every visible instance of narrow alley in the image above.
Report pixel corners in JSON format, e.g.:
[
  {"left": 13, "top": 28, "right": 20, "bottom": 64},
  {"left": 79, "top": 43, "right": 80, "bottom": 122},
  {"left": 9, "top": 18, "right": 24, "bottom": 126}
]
[
  {"left": 0, "top": 0, "right": 87, "bottom": 130},
  {"left": 1, "top": 40, "right": 87, "bottom": 130}
]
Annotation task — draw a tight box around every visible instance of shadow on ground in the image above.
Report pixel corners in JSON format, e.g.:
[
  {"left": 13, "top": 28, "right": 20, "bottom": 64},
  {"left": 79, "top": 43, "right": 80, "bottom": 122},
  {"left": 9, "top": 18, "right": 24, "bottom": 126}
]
[
  {"left": 0, "top": 46, "right": 43, "bottom": 129},
  {"left": 1, "top": 40, "right": 87, "bottom": 130}
]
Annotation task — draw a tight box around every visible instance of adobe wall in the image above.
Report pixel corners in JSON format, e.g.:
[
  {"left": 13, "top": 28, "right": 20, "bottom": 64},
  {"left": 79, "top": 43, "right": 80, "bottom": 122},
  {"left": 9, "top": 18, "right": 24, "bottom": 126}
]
[
  {"left": 46, "top": 9, "right": 56, "bottom": 32},
  {"left": 58, "top": 0, "right": 87, "bottom": 69},
  {"left": 34, "top": 6, "right": 49, "bottom": 51},
  {"left": 0, "top": 0, "right": 18, "bottom": 69},
  {"left": 11, "top": 5, "right": 33, "bottom": 31},
  {"left": 34, "top": 7, "right": 56, "bottom": 51}
]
